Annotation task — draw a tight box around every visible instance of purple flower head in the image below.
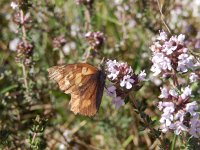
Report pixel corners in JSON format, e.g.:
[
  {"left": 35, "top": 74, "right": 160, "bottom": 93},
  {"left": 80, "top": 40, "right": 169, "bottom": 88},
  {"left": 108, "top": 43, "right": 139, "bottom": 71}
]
[
  {"left": 105, "top": 59, "right": 146, "bottom": 109},
  {"left": 112, "top": 96, "right": 125, "bottom": 109},
  {"left": 105, "top": 59, "right": 145, "bottom": 91},
  {"left": 158, "top": 85, "right": 200, "bottom": 137},
  {"left": 150, "top": 31, "right": 197, "bottom": 76},
  {"left": 85, "top": 31, "right": 105, "bottom": 50}
]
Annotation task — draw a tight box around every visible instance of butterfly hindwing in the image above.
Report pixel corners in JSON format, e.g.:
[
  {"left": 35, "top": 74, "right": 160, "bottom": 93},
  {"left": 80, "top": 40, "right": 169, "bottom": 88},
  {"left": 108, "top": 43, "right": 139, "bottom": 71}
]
[
  {"left": 79, "top": 73, "right": 99, "bottom": 116},
  {"left": 48, "top": 63, "right": 105, "bottom": 116}
]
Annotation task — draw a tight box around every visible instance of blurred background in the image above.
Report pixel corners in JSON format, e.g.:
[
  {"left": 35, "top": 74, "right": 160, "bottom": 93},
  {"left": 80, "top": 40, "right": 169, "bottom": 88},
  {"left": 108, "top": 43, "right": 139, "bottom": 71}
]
[{"left": 0, "top": 0, "right": 200, "bottom": 149}]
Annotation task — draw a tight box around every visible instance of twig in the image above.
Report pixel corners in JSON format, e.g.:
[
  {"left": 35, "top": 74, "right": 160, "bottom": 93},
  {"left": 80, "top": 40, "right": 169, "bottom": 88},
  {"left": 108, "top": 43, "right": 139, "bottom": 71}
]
[
  {"left": 20, "top": 10, "right": 27, "bottom": 44},
  {"left": 73, "top": 137, "right": 101, "bottom": 150},
  {"left": 156, "top": 0, "right": 172, "bottom": 34},
  {"left": 20, "top": 9, "right": 29, "bottom": 93},
  {"left": 31, "top": 132, "right": 37, "bottom": 144},
  {"left": 21, "top": 63, "right": 29, "bottom": 92},
  {"left": 85, "top": 7, "right": 92, "bottom": 31}
]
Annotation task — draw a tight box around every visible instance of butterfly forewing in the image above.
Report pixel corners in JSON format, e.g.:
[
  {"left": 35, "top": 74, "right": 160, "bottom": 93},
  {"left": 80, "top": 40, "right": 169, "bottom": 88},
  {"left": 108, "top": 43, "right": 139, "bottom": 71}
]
[{"left": 48, "top": 63, "right": 105, "bottom": 116}]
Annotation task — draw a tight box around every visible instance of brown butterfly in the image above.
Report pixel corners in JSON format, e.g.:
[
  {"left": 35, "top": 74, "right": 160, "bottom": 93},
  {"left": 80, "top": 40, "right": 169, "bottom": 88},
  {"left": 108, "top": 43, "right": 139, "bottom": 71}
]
[{"left": 48, "top": 63, "right": 106, "bottom": 116}]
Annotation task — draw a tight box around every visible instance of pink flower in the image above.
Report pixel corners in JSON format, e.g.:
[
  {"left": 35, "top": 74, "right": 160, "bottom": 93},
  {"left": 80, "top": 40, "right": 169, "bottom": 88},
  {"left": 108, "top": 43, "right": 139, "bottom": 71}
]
[
  {"left": 107, "top": 85, "right": 117, "bottom": 97},
  {"left": 112, "top": 97, "right": 125, "bottom": 109},
  {"left": 150, "top": 31, "right": 197, "bottom": 75},
  {"left": 189, "top": 115, "right": 200, "bottom": 138},
  {"left": 105, "top": 59, "right": 146, "bottom": 109}
]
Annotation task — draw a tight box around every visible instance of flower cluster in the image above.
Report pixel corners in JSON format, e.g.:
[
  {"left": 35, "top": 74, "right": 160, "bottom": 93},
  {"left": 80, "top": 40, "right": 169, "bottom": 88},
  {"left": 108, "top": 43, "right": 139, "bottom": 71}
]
[
  {"left": 150, "top": 31, "right": 199, "bottom": 77},
  {"left": 150, "top": 31, "right": 200, "bottom": 138},
  {"left": 16, "top": 41, "right": 34, "bottom": 66},
  {"left": 13, "top": 12, "right": 32, "bottom": 29},
  {"left": 85, "top": 31, "right": 105, "bottom": 50},
  {"left": 105, "top": 60, "right": 146, "bottom": 109},
  {"left": 158, "top": 86, "right": 200, "bottom": 138},
  {"left": 53, "top": 35, "right": 67, "bottom": 49}
]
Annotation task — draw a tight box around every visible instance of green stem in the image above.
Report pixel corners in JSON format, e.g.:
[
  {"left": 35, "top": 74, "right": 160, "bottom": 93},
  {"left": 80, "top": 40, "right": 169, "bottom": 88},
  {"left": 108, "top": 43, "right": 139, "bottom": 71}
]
[{"left": 171, "top": 134, "right": 177, "bottom": 150}]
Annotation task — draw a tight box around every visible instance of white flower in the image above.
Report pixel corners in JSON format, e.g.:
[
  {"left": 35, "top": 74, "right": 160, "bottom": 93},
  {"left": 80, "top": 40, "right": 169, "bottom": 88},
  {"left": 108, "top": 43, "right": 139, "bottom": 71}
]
[
  {"left": 120, "top": 75, "right": 134, "bottom": 89},
  {"left": 159, "top": 87, "right": 169, "bottom": 99},
  {"left": 106, "top": 60, "right": 119, "bottom": 68},
  {"left": 157, "top": 31, "right": 168, "bottom": 41},
  {"left": 106, "top": 60, "right": 120, "bottom": 80},
  {"left": 163, "top": 103, "right": 175, "bottom": 113},
  {"left": 174, "top": 110, "right": 185, "bottom": 121},
  {"left": 159, "top": 102, "right": 175, "bottom": 129},
  {"left": 189, "top": 73, "right": 198, "bottom": 83},
  {"left": 150, "top": 42, "right": 161, "bottom": 52},
  {"left": 162, "top": 40, "right": 177, "bottom": 55},
  {"left": 158, "top": 101, "right": 164, "bottom": 110},
  {"left": 112, "top": 97, "right": 125, "bottom": 109},
  {"left": 177, "top": 34, "right": 185, "bottom": 43},
  {"left": 138, "top": 70, "right": 146, "bottom": 81},
  {"left": 62, "top": 42, "right": 76, "bottom": 55},
  {"left": 160, "top": 124, "right": 169, "bottom": 133},
  {"left": 151, "top": 53, "right": 172, "bottom": 76},
  {"left": 9, "top": 38, "right": 20, "bottom": 51},
  {"left": 58, "top": 144, "right": 65, "bottom": 150},
  {"left": 159, "top": 101, "right": 176, "bottom": 131},
  {"left": 114, "top": 0, "right": 123, "bottom": 5},
  {"left": 11, "top": 2, "right": 18, "bottom": 10},
  {"left": 150, "top": 63, "right": 162, "bottom": 76},
  {"left": 62, "top": 44, "right": 70, "bottom": 54},
  {"left": 107, "top": 70, "right": 119, "bottom": 80},
  {"left": 185, "top": 101, "right": 198, "bottom": 116},
  {"left": 85, "top": 31, "right": 92, "bottom": 37},
  {"left": 174, "top": 122, "right": 188, "bottom": 135},
  {"left": 177, "top": 54, "right": 195, "bottom": 72},
  {"left": 160, "top": 112, "right": 173, "bottom": 125},
  {"left": 169, "top": 89, "right": 178, "bottom": 98},
  {"left": 181, "top": 86, "right": 192, "bottom": 99}
]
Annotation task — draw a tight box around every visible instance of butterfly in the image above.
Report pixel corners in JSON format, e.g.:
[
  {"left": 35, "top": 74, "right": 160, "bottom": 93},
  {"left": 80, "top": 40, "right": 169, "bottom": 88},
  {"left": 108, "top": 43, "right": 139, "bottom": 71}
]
[{"left": 48, "top": 63, "right": 106, "bottom": 116}]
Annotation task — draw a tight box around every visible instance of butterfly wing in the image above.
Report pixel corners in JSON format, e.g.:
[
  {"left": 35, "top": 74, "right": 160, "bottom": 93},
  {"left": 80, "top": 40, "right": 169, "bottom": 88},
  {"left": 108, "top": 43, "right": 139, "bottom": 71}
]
[
  {"left": 78, "top": 70, "right": 105, "bottom": 116},
  {"left": 48, "top": 63, "right": 105, "bottom": 116}
]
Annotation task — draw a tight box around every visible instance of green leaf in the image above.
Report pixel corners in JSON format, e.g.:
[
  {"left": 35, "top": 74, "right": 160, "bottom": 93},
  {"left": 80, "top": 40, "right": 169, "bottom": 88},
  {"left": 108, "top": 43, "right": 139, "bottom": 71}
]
[{"left": 0, "top": 84, "right": 18, "bottom": 94}]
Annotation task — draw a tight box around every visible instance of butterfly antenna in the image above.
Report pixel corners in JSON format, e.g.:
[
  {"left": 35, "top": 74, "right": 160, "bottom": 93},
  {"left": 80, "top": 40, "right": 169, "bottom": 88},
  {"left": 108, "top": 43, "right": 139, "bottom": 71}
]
[
  {"left": 100, "top": 57, "right": 105, "bottom": 64},
  {"left": 98, "top": 57, "right": 106, "bottom": 69}
]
